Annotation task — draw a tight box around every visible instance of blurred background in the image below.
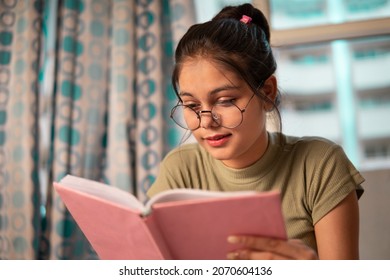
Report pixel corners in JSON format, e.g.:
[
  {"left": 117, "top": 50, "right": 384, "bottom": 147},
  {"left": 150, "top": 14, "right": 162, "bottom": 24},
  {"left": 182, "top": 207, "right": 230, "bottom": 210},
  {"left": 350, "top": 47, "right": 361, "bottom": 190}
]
[{"left": 0, "top": 0, "right": 389, "bottom": 259}]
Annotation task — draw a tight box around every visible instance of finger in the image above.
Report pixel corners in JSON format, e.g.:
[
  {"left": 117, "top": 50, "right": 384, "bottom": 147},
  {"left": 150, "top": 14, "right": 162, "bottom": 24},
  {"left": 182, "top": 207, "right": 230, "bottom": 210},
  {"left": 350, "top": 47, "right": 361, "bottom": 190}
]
[
  {"left": 227, "top": 235, "right": 286, "bottom": 252},
  {"left": 227, "top": 249, "right": 290, "bottom": 260},
  {"left": 227, "top": 236, "right": 317, "bottom": 260}
]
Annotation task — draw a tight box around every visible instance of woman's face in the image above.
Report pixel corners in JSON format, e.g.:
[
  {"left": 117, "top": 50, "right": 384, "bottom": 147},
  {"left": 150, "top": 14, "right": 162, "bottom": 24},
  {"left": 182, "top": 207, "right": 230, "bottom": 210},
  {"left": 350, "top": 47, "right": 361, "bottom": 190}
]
[{"left": 177, "top": 58, "right": 271, "bottom": 169}]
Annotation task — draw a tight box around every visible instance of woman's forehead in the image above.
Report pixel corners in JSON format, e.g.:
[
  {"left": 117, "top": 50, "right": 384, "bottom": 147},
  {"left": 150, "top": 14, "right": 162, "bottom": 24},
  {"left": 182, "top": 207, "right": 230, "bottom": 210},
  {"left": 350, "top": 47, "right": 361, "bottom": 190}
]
[{"left": 179, "top": 58, "right": 241, "bottom": 84}]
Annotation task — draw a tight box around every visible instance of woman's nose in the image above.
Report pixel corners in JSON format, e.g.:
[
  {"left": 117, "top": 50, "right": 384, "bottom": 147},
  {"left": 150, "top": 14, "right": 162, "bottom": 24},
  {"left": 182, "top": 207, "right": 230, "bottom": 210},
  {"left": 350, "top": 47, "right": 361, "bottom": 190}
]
[{"left": 199, "top": 111, "right": 219, "bottom": 128}]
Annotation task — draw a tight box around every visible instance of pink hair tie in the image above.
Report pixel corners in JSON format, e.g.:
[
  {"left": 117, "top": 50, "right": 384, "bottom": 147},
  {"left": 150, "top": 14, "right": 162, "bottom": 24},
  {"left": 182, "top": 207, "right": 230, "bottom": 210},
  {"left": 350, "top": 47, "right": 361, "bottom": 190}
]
[{"left": 240, "top": 15, "right": 252, "bottom": 24}]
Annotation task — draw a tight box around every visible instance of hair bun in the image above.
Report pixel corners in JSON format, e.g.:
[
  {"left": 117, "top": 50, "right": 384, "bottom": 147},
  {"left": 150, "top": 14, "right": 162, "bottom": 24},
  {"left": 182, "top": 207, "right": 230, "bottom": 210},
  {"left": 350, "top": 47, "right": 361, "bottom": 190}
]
[{"left": 211, "top": 3, "right": 271, "bottom": 43}]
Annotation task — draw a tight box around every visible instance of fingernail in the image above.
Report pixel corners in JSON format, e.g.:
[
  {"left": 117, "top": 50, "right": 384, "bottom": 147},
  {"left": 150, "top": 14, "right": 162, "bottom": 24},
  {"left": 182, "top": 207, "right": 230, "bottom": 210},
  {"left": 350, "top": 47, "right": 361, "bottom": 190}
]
[
  {"left": 227, "top": 252, "right": 239, "bottom": 260},
  {"left": 227, "top": 236, "right": 239, "bottom": 244}
]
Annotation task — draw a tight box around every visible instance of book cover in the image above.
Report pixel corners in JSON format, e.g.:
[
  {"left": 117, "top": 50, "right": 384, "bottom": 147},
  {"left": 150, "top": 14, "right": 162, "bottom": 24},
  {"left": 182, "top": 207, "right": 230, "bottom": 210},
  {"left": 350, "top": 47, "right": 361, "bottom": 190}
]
[{"left": 54, "top": 175, "right": 287, "bottom": 260}]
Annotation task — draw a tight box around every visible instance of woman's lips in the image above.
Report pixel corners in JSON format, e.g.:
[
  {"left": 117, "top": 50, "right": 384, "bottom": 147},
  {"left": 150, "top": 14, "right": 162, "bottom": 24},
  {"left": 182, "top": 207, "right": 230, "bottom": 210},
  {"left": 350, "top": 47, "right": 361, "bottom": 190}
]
[{"left": 204, "top": 134, "right": 232, "bottom": 147}]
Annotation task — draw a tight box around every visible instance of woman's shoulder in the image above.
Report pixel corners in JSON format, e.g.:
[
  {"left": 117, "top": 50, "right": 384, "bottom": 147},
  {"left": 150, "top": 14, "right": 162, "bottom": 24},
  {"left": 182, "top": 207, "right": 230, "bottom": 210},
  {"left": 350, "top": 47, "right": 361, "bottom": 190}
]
[
  {"left": 280, "top": 133, "right": 341, "bottom": 155},
  {"left": 275, "top": 133, "right": 360, "bottom": 182},
  {"left": 270, "top": 133, "right": 349, "bottom": 167}
]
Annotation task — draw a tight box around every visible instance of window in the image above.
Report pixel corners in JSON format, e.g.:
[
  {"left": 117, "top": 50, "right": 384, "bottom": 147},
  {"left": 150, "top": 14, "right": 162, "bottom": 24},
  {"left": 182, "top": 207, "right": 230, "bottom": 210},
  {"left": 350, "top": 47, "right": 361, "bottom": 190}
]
[
  {"left": 270, "top": 0, "right": 390, "bottom": 29},
  {"left": 364, "top": 141, "right": 390, "bottom": 159}
]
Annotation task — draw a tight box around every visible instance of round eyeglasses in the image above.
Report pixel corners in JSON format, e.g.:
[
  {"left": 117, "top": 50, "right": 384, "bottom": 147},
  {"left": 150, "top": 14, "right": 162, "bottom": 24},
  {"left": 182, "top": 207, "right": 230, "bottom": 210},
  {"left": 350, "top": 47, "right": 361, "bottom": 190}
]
[{"left": 170, "top": 93, "right": 256, "bottom": 131}]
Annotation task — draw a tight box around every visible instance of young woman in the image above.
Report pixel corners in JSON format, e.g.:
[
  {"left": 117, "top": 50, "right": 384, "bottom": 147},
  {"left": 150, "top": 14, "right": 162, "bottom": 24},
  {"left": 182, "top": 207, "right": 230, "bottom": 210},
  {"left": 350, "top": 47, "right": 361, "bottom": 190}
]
[{"left": 147, "top": 3, "right": 364, "bottom": 260}]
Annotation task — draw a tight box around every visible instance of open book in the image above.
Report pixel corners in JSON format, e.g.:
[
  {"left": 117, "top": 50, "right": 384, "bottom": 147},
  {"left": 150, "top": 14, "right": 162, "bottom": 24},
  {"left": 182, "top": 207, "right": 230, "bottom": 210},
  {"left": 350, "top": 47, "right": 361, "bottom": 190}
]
[{"left": 54, "top": 174, "right": 287, "bottom": 260}]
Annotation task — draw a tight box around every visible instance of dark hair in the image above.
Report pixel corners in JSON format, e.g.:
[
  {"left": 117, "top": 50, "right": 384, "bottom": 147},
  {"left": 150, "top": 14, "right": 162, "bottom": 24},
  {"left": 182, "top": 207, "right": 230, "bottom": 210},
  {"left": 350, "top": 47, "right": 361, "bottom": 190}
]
[{"left": 172, "top": 3, "right": 281, "bottom": 130}]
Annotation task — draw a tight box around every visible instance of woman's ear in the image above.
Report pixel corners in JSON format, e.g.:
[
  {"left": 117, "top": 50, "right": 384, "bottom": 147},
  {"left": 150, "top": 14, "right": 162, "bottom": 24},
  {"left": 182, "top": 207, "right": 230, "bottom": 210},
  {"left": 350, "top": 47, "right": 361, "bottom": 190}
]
[{"left": 261, "top": 75, "right": 278, "bottom": 111}]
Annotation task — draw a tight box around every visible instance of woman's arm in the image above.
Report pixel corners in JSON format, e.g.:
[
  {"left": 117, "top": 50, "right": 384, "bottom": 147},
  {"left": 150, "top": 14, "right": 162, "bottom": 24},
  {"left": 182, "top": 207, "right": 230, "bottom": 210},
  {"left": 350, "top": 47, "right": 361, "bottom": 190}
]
[{"left": 314, "top": 190, "right": 360, "bottom": 259}]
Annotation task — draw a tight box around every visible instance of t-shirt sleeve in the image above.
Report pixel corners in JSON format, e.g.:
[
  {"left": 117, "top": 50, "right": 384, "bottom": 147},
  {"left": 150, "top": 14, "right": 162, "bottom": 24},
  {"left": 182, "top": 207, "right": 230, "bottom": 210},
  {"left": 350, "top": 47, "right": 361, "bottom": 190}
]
[{"left": 308, "top": 144, "right": 365, "bottom": 225}]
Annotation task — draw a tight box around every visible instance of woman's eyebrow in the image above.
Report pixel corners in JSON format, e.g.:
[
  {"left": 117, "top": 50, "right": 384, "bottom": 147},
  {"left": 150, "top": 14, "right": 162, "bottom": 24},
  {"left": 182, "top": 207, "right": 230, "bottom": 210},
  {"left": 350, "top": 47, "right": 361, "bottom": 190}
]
[
  {"left": 179, "top": 85, "right": 240, "bottom": 97},
  {"left": 179, "top": 91, "right": 193, "bottom": 97},
  {"left": 209, "top": 85, "right": 240, "bottom": 95}
]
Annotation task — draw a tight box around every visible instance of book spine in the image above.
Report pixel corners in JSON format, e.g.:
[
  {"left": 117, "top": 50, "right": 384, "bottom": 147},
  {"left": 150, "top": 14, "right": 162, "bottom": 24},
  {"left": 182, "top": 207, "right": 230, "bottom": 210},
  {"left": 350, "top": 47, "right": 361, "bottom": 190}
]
[{"left": 144, "top": 215, "right": 173, "bottom": 260}]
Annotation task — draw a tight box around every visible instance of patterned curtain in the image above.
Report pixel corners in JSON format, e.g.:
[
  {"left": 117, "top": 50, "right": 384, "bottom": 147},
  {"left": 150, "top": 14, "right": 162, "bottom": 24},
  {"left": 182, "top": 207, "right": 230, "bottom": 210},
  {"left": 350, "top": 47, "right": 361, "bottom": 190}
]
[
  {"left": 0, "top": 0, "right": 43, "bottom": 259},
  {"left": 0, "top": 0, "right": 195, "bottom": 260}
]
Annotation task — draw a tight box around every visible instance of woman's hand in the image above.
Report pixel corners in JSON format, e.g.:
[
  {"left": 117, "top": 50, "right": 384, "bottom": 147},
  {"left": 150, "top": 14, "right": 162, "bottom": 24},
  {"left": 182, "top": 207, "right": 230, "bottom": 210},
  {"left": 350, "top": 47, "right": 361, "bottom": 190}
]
[{"left": 226, "top": 235, "right": 318, "bottom": 260}]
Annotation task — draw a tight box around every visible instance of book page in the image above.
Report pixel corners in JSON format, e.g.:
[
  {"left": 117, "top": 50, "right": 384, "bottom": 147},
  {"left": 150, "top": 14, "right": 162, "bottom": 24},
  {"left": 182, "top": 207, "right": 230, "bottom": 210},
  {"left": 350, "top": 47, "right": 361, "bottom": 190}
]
[
  {"left": 59, "top": 175, "right": 145, "bottom": 212},
  {"left": 145, "top": 188, "right": 258, "bottom": 210}
]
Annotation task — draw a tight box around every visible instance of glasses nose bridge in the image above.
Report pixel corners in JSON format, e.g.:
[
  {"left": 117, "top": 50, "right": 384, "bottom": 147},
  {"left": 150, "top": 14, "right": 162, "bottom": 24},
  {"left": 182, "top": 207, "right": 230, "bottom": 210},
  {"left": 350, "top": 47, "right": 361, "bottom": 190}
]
[
  {"left": 197, "top": 109, "right": 212, "bottom": 117},
  {"left": 197, "top": 109, "right": 219, "bottom": 128}
]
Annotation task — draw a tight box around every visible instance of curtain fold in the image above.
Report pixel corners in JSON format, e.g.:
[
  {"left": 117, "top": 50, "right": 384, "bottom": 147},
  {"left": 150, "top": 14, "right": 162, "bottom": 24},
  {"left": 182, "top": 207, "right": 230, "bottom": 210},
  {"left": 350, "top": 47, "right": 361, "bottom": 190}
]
[
  {"left": 0, "top": 0, "right": 44, "bottom": 259},
  {"left": 45, "top": 0, "right": 111, "bottom": 260}
]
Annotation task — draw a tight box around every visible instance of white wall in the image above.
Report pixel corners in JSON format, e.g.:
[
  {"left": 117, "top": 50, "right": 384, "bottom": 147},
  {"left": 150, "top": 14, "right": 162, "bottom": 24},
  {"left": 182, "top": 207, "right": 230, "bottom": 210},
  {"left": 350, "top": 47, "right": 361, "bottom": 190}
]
[{"left": 359, "top": 168, "right": 390, "bottom": 259}]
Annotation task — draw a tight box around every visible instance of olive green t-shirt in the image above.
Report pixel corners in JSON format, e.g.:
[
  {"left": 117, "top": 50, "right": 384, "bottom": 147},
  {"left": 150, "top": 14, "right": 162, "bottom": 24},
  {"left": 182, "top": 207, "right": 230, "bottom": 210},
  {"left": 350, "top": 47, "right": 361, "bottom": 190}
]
[{"left": 147, "top": 132, "right": 365, "bottom": 252}]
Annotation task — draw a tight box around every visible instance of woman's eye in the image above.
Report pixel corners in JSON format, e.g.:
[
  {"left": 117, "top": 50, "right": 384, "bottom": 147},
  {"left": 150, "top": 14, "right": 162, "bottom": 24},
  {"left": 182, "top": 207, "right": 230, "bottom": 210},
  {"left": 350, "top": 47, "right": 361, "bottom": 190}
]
[
  {"left": 184, "top": 103, "right": 200, "bottom": 109},
  {"left": 215, "top": 99, "right": 235, "bottom": 106}
]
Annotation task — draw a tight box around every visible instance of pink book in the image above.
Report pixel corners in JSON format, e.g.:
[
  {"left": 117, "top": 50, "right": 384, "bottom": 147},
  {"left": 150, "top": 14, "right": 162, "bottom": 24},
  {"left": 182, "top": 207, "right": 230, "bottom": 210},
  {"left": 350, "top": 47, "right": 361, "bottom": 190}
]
[{"left": 54, "top": 174, "right": 287, "bottom": 260}]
